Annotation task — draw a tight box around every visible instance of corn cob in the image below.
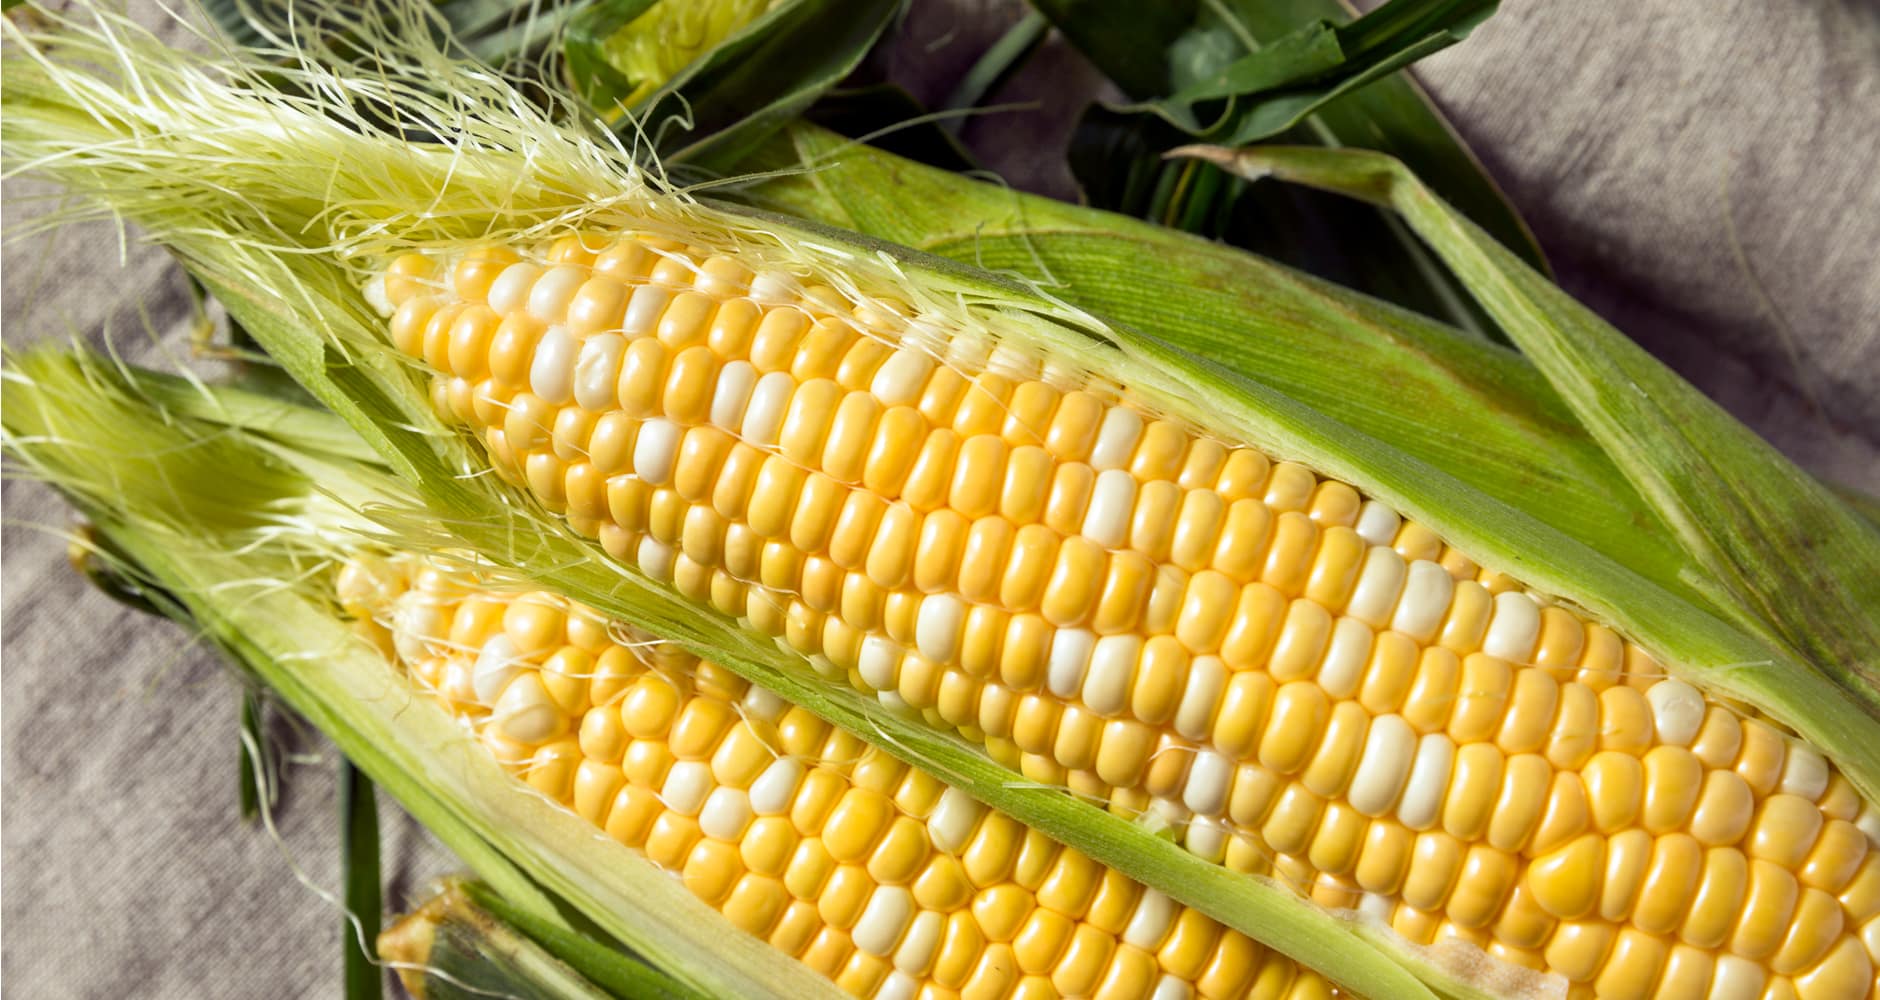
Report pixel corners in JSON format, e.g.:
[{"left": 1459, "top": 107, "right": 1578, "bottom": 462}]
[
  {"left": 373, "top": 233, "right": 1880, "bottom": 1000},
  {"left": 344, "top": 551, "right": 1338, "bottom": 1000}
]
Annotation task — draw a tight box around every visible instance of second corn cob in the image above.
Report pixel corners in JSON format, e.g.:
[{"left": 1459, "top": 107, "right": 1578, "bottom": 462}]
[
  {"left": 373, "top": 232, "right": 1880, "bottom": 1000},
  {"left": 346, "top": 551, "right": 1337, "bottom": 1000}
]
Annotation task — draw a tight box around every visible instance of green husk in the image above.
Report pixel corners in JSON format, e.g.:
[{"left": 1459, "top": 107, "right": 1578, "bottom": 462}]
[
  {"left": 8, "top": 5, "right": 1877, "bottom": 997},
  {"left": 0, "top": 349, "right": 791, "bottom": 1000},
  {"left": 567, "top": 0, "right": 898, "bottom": 170},
  {"left": 380, "top": 880, "right": 623, "bottom": 1000},
  {"left": 1177, "top": 142, "right": 1880, "bottom": 727},
  {"left": 1031, "top": 0, "right": 1537, "bottom": 337}
]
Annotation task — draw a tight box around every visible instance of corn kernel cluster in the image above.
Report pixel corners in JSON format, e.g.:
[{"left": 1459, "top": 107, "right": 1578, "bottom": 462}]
[
  {"left": 342, "top": 553, "right": 1339, "bottom": 1000},
  {"left": 374, "top": 233, "right": 1880, "bottom": 999}
]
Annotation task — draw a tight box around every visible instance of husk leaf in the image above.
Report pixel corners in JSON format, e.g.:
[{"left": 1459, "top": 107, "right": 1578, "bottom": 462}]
[
  {"left": 1176, "top": 143, "right": 1880, "bottom": 723},
  {"left": 0, "top": 348, "right": 790, "bottom": 1000}
]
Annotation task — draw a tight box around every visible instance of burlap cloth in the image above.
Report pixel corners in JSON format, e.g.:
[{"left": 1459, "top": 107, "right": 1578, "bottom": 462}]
[{"left": 4, "top": 1, "right": 1875, "bottom": 995}]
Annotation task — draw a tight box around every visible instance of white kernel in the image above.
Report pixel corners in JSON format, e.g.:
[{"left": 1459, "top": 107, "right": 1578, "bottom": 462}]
[
  {"left": 1317, "top": 617, "right": 1374, "bottom": 699},
  {"left": 927, "top": 787, "right": 983, "bottom": 853},
  {"left": 870, "top": 351, "right": 934, "bottom": 407},
  {"left": 1148, "top": 797, "right": 1191, "bottom": 828},
  {"left": 1346, "top": 546, "right": 1407, "bottom": 628},
  {"left": 1046, "top": 628, "right": 1096, "bottom": 700},
  {"left": 1643, "top": 678, "right": 1706, "bottom": 748},
  {"left": 698, "top": 786, "right": 753, "bottom": 840},
  {"left": 1353, "top": 501, "right": 1401, "bottom": 547},
  {"left": 1857, "top": 803, "right": 1880, "bottom": 847},
  {"left": 945, "top": 332, "right": 990, "bottom": 370},
  {"left": 660, "top": 760, "right": 713, "bottom": 815},
  {"left": 892, "top": 912, "right": 943, "bottom": 974},
  {"left": 1183, "top": 817, "right": 1227, "bottom": 863},
  {"left": 858, "top": 634, "right": 902, "bottom": 691},
  {"left": 491, "top": 674, "right": 561, "bottom": 744},
  {"left": 528, "top": 265, "right": 587, "bottom": 324},
  {"left": 635, "top": 537, "right": 675, "bottom": 581},
  {"left": 1397, "top": 732, "right": 1455, "bottom": 830},
  {"left": 472, "top": 634, "right": 525, "bottom": 707},
  {"left": 1173, "top": 655, "right": 1227, "bottom": 742},
  {"left": 708, "top": 359, "right": 757, "bottom": 430},
  {"left": 528, "top": 324, "right": 577, "bottom": 404},
  {"left": 853, "top": 886, "right": 915, "bottom": 956},
  {"left": 1391, "top": 560, "right": 1454, "bottom": 643},
  {"left": 747, "top": 271, "right": 795, "bottom": 305},
  {"left": 985, "top": 344, "right": 1038, "bottom": 380},
  {"left": 875, "top": 970, "right": 919, "bottom": 1000},
  {"left": 573, "top": 333, "right": 626, "bottom": 410},
  {"left": 1779, "top": 743, "right": 1830, "bottom": 801},
  {"left": 389, "top": 591, "right": 446, "bottom": 663},
  {"left": 1082, "top": 468, "right": 1137, "bottom": 548},
  {"left": 632, "top": 418, "right": 680, "bottom": 483},
  {"left": 1083, "top": 634, "right": 1141, "bottom": 717},
  {"left": 748, "top": 758, "right": 803, "bottom": 815},
  {"left": 486, "top": 262, "right": 541, "bottom": 316},
  {"left": 1152, "top": 974, "right": 1193, "bottom": 1000},
  {"left": 1183, "top": 750, "right": 1233, "bottom": 817},
  {"left": 915, "top": 594, "right": 965, "bottom": 665},
  {"left": 740, "top": 371, "right": 795, "bottom": 446},
  {"left": 1481, "top": 591, "right": 1542, "bottom": 662},
  {"left": 1348, "top": 714, "right": 1416, "bottom": 817},
  {"left": 622, "top": 285, "right": 670, "bottom": 336},
  {"left": 1089, "top": 407, "right": 1144, "bottom": 470},
  {"left": 741, "top": 684, "right": 788, "bottom": 723},
  {"left": 1357, "top": 892, "right": 1395, "bottom": 924},
  {"left": 1122, "top": 888, "right": 1177, "bottom": 949}
]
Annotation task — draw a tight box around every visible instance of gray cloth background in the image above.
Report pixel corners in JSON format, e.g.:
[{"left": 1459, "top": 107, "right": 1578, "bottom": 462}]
[{"left": 3, "top": 1, "right": 1876, "bottom": 996}]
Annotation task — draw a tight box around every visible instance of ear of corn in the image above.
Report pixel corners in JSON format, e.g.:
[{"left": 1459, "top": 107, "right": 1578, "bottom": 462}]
[
  {"left": 349, "top": 549, "right": 1344, "bottom": 1000},
  {"left": 7, "top": 6, "right": 1880, "bottom": 999},
  {"left": 1177, "top": 144, "right": 1880, "bottom": 737}
]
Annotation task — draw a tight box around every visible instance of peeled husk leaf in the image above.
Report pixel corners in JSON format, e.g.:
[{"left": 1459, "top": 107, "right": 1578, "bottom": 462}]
[
  {"left": 381, "top": 879, "right": 663, "bottom": 1000},
  {"left": 0, "top": 349, "right": 781, "bottom": 1000},
  {"left": 1176, "top": 142, "right": 1880, "bottom": 738}
]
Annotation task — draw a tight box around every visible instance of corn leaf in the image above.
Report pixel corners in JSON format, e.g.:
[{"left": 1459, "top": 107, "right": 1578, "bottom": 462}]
[
  {"left": 1121, "top": 0, "right": 1498, "bottom": 147},
  {"left": 340, "top": 761, "right": 385, "bottom": 1000},
  {"left": 464, "top": 883, "right": 689, "bottom": 1000},
  {"left": 940, "top": 10, "right": 1049, "bottom": 130},
  {"left": 1178, "top": 143, "right": 1880, "bottom": 721},
  {"left": 562, "top": 0, "right": 898, "bottom": 171},
  {"left": 1032, "top": 0, "right": 1543, "bottom": 273},
  {"left": 381, "top": 881, "right": 629, "bottom": 1000}
]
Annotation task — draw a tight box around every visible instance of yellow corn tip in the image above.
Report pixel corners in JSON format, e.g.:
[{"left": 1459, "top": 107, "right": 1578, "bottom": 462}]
[
  {"left": 373, "top": 234, "right": 1880, "bottom": 1000},
  {"left": 342, "top": 553, "right": 1339, "bottom": 1000}
]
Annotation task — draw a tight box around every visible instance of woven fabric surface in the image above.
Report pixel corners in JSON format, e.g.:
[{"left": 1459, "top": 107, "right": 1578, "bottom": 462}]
[{"left": 3, "top": 1, "right": 1875, "bottom": 996}]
